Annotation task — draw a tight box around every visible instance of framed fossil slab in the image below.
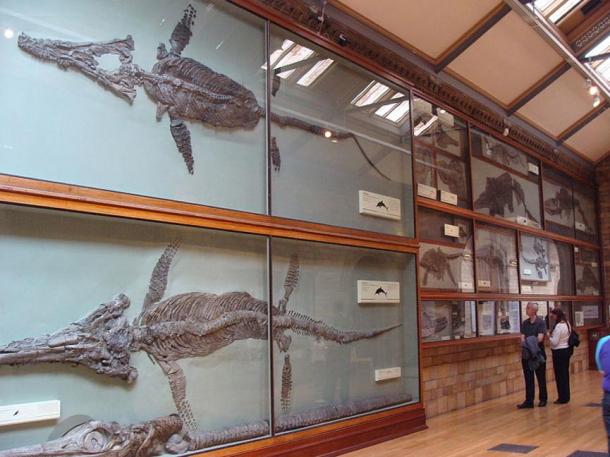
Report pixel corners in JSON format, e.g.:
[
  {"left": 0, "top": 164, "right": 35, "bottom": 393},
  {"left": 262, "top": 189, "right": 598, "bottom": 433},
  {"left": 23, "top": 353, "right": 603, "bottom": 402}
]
[
  {"left": 574, "top": 187, "right": 598, "bottom": 244},
  {"left": 271, "top": 239, "right": 418, "bottom": 432},
  {"left": 496, "top": 301, "right": 521, "bottom": 335},
  {"left": 269, "top": 26, "right": 414, "bottom": 236},
  {"left": 519, "top": 235, "right": 574, "bottom": 296},
  {"left": 421, "top": 301, "right": 476, "bottom": 342},
  {"left": 573, "top": 302, "right": 603, "bottom": 326},
  {"left": 542, "top": 166, "right": 575, "bottom": 238},
  {"left": 0, "top": 0, "right": 272, "bottom": 214},
  {"left": 549, "top": 301, "right": 573, "bottom": 325},
  {"left": 477, "top": 301, "right": 496, "bottom": 336},
  {"left": 412, "top": 98, "right": 470, "bottom": 209},
  {"left": 575, "top": 247, "right": 601, "bottom": 296},
  {"left": 475, "top": 224, "right": 519, "bottom": 294},
  {"left": 471, "top": 129, "right": 535, "bottom": 177}
]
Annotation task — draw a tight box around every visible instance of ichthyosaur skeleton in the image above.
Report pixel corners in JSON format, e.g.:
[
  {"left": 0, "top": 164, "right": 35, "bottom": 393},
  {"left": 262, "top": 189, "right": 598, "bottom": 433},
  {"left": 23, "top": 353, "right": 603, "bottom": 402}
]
[
  {"left": 0, "top": 242, "right": 399, "bottom": 437},
  {"left": 16, "top": 4, "right": 388, "bottom": 179}
]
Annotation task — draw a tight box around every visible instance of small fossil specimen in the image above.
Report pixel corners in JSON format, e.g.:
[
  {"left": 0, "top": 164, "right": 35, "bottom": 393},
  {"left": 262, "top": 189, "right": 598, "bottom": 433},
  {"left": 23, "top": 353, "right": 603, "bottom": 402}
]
[
  {"left": 522, "top": 237, "right": 549, "bottom": 279},
  {"left": 544, "top": 187, "right": 573, "bottom": 222},
  {"left": 436, "top": 156, "right": 467, "bottom": 198},
  {"left": 476, "top": 243, "right": 511, "bottom": 290},
  {"left": 18, "top": 5, "right": 388, "bottom": 179},
  {"left": 421, "top": 310, "right": 448, "bottom": 338},
  {"left": 419, "top": 247, "right": 462, "bottom": 286},
  {"left": 474, "top": 172, "right": 538, "bottom": 224},
  {"left": 576, "top": 265, "right": 600, "bottom": 294}
]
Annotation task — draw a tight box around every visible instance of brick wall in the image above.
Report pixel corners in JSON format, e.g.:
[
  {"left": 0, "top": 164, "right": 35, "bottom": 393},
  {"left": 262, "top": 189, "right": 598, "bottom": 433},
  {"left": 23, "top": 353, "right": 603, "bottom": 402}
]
[
  {"left": 596, "top": 157, "right": 610, "bottom": 300},
  {"left": 422, "top": 337, "right": 590, "bottom": 417}
]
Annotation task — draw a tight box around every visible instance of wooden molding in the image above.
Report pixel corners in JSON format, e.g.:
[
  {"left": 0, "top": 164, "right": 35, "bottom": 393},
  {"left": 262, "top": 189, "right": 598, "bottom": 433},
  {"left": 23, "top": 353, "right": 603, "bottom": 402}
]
[
  {"left": 569, "top": 1, "right": 610, "bottom": 55},
  {"left": 558, "top": 101, "right": 609, "bottom": 141},
  {"left": 0, "top": 174, "right": 419, "bottom": 254},
  {"left": 423, "top": 334, "right": 521, "bottom": 349},
  {"left": 420, "top": 291, "right": 603, "bottom": 302},
  {"left": 199, "top": 403, "right": 426, "bottom": 457},
  {"left": 228, "top": 0, "right": 595, "bottom": 182}
]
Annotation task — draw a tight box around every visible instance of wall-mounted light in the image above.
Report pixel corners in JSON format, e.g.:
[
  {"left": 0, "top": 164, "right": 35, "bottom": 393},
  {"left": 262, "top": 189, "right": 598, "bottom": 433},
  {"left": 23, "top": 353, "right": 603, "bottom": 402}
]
[
  {"left": 3, "top": 28, "right": 14, "bottom": 39},
  {"left": 593, "top": 95, "right": 602, "bottom": 108},
  {"left": 589, "top": 85, "right": 600, "bottom": 96},
  {"left": 323, "top": 130, "right": 332, "bottom": 138},
  {"left": 502, "top": 119, "right": 511, "bottom": 137}
]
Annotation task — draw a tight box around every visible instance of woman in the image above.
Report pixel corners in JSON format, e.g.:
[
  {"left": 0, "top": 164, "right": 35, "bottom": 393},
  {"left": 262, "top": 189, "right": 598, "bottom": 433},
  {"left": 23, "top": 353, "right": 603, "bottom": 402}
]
[{"left": 549, "top": 307, "right": 572, "bottom": 404}]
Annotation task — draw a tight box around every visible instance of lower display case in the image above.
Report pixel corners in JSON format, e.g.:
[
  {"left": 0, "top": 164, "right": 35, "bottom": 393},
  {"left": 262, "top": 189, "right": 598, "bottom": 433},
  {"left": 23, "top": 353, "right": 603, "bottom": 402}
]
[{"left": 0, "top": 204, "right": 421, "bottom": 456}]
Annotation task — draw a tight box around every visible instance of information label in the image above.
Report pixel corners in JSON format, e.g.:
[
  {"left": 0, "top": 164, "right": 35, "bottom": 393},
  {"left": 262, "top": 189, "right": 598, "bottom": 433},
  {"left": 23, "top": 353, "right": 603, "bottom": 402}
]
[
  {"left": 374, "top": 367, "right": 402, "bottom": 382},
  {"left": 575, "top": 221, "right": 586, "bottom": 232},
  {"left": 440, "top": 190, "right": 458, "bottom": 206},
  {"left": 357, "top": 280, "right": 400, "bottom": 304},
  {"left": 528, "top": 163, "right": 540, "bottom": 175},
  {"left": 417, "top": 184, "right": 437, "bottom": 200},
  {"left": 521, "top": 284, "right": 532, "bottom": 293},
  {"left": 444, "top": 224, "right": 460, "bottom": 238},
  {"left": 358, "top": 191, "right": 401, "bottom": 221},
  {"left": 478, "top": 279, "right": 491, "bottom": 288}
]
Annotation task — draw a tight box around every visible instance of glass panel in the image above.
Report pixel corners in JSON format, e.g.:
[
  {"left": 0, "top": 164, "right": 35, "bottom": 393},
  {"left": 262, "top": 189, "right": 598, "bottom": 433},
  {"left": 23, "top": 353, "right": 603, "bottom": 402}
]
[
  {"left": 418, "top": 208, "right": 474, "bottom": 292},
  {"left": 271, "top": 239, "right": 418, "bottom": 432},
  {"left": 549, "top": 301, "right": 573, "bottom": 326},
  {"left": 421, "top": 301, "right": 476, "bottom": 342},
  {"left": 475, "top": 224, "right": 519, "bottom": 293},
  {"left": 574, "top": 187, "right": 598, "bottom": 244},
  {"left": 0, "top": 1, "right": 267, "bottom": 213},
  {"left": 269, "top": 26, "right": 414, "bottom": 236},
  {"left": 575, "top": 247, "right": 601, "bottom": 296},
  {"left": 573, "top": 302, "right": 603, "bottom": 326},
  {"left": 472, "top": 157, "right": 541, "bottom": 228},
  {"left": 542, "top": 166, "right": 575, "bottom": 238},
  {"left": 0, "top": 204, "right": 269, "bottom": 453},
  {"left": 413, "top": 98, "right": 470, "bottom": 209},
  {"left": 496, "top": 301, "right": 521, "bottom": 335},
  {"left": 477, "top": 301, "right": 496, "bottom": 336},
  {"left": 521, "top": 301, "right": 549, "bottom": 328},
  {"left": 519, "top": 234, "right": 574, "bottom": 295},
  {"left": 471, "top": 129, "right": 534, "bottom": 177}
]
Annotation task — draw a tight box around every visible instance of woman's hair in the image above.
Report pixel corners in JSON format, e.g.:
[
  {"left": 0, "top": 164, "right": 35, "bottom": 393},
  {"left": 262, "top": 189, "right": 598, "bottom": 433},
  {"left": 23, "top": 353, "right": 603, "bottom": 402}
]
[{"left": 550, "top": 308, "right": 569, "bottom": 334}]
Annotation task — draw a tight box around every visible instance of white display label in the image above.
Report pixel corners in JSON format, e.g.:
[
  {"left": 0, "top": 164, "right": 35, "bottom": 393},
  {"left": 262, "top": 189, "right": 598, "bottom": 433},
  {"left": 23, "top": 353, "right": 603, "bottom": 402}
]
[
  {"left": 417, "top": 184, "right": 437, "bottom": 200},
  {"left": 583, "top": 305, "right": 599, "bottom": 319},
  {"left": 576, "top": 221, "right": 586, "bottom": 231},
  {"left": 528, "top": 163, "right": 540, "bottom": 175},
  {"left": 441, "top": 335, "right": 451, "bottom": 341},
  {"left": 463, "top": 253, "right": 473, "bottom": 261},
  {"left": 523, "top": 268, "right": 532, "bottom": 276},
  {"left": 574, "top": 247, "right": 580, "bottom": 253},
  {"left": 357, "top": 280, "right": 400, "bottom": 304},
  {"left": 478, "top": 280, "right": 491, "bottom": 288},
  {"left": 521, "top": 284, "right": 532, "bottom": 293},
  {"left": 358, "top": 191, "right": 401, "bottom": 221},
  {"left": 509, "top": 259, "right": 519, "bottom": 267},
  {"left": 592, "top": 262, "right": 598, "bottom": 267},
  {"left": 0, "top": 400, "right": 60, "bottom": 427},
  {"left": 575, "top": 311, "right": 584, "bottom": 327},
  {"left": 439, "top": 190, "right": 458, "bottom": 206},
  {"left": 375, "top": 367, "right": 402, "bottom": 382},
  {"left": 459, "top": 281, "right": 473, "bottom": 290},
  {"left": 517, "top": 216, "right": 529, "bottom": 226},
  {"left": 444, "top": 223, "right": 460, "bottom": 238}
]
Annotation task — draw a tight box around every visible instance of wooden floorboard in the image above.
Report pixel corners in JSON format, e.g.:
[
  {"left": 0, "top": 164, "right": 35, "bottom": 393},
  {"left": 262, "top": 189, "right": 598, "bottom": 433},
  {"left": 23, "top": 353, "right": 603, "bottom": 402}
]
[{"left": 345, "top": 370, "right": 607, "bottom": 457}]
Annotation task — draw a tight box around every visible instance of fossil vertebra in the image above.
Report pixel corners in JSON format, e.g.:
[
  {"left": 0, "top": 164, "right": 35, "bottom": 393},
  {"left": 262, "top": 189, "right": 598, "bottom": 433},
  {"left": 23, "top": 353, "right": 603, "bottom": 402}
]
[
  {"left": 0, "top": 415, "right": 186, "bottom": 457},
  {"left": 0, "top": 243, "right": 399, "bottom": 436},
  {"left": 474, "top": 172, "right": 538, "bottom": 224},
  {"left": 17, "top": 5, "right": 388, "bottom": 179},
  {"left": 419, "top": 247, "right": 462, "bottom": 287}
]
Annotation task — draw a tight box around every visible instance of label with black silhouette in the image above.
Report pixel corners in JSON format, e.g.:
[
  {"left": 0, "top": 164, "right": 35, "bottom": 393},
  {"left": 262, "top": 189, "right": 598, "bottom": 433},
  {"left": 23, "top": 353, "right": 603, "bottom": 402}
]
[
  {"left": 357, "top": 280, "right": 400, "bottom": 304},
  {"left": 358, "top": 191, "right": 401, "bottom": 221}
]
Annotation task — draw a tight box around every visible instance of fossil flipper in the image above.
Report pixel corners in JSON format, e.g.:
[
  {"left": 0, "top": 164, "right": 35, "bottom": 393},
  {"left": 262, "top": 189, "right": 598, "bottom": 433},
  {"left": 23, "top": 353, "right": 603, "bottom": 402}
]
[
  {"left": 278, "top": 255, "right": 300, "bottom": 314},
  {"left": 170, "top": 118, "right": 195, "bottom": 174},
  {"left": 170, "top": 4, "right": 196, "bottom": 56},
  {"left": 281, "top": 353, "right": 293, "bottom": 414},
  {"left": 142, "top": 241, "right": 181, "bottom": 316},
  {"left": 270, "top": 136, "right": 281, "bottom": 172},
  {"left": 159, "top": 360, "right": 199, "bottom": 432}
]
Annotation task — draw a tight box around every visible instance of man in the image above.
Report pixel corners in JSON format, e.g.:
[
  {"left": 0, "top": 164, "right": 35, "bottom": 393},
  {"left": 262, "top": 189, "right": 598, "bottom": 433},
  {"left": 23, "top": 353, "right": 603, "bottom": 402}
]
[
  {"left": 518, "top": 302, "right": 547, "bottom": 409},
  {"left": 595, "top": 333, "right": 610, "bottom": 453}
]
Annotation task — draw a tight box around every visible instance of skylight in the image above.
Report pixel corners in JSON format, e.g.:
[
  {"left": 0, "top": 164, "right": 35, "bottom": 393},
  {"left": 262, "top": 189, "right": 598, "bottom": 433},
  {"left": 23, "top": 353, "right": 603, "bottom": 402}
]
[
  {"left": 297, "top": 58, "right": 334, "bottom": 87},
  {"left": 585, "top": 34, "right": 610, "bottom": 83},
  {"left": 351, "top": 81, "right": 410, "bottom": 124},
  {"left": 352, "top": 82, "right": 391, "bottom": 107},
  {"left": 531, "top": 0, "right": 584, "bottom": 23},
  {"left": 264, "top": 39, "right": 334, "bottom": 85}
]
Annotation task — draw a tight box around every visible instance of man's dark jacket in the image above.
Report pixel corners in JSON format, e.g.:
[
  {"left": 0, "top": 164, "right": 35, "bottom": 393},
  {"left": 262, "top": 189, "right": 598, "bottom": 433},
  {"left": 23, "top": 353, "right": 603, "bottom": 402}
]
[{"left": 522, "top": 335, "right": 545, "bottom": 371}]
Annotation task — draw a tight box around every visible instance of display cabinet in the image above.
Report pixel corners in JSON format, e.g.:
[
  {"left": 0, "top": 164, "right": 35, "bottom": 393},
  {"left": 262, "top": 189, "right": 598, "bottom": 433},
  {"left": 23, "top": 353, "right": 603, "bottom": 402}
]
[
  {"left": 476, "top": 301, "right": 519, "bottom": 336},
  {"left": 573, "top": 302, "right": 603, "bottom": 327},
  {"left": 575, "top": 247, "right": 601, "bottom": 296},
  {"left": 421, "top": 300, "right": 476, "bottom": 342},
  {"left": 519, "top": 234, "right": 574, "bottom": 296},
  {"left": 521, "top": 301, "right": 549, "bottom": 325},
  {"left": 471, "top": 130, "right": 541, "bottom": 228},
  {"left": 542, "top": 166, "right": 575, "bottom": 238},
  {"left": 549, "top": 301, "right": 573, "bottom": 325},
  {"left": 475, "top": 224, "right": 519, "bottom": 294},
  {"left": 418, "top": 208, "right": 474, "bottom": 292},
  {"left": 413, "top": 98, "right": 470, "bottom": 209},
  {"left": 269, "top": 26, "right": 414, "bottom": 236}
]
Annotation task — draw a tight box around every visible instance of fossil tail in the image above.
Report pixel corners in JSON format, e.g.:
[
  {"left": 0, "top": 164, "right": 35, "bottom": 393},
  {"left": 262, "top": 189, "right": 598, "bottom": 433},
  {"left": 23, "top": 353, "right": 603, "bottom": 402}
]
[
  {"left": 268, "top": 112, "right": 392, "bottom": 181},
  {"left": 280, "top": 353, "right": 293, "bottom": 414},
  {"left": 17, "top": 33, "right": 141, "bottom": 103},
  {"left": 278, "top": 255, "right": 300, "bottom": 314}
]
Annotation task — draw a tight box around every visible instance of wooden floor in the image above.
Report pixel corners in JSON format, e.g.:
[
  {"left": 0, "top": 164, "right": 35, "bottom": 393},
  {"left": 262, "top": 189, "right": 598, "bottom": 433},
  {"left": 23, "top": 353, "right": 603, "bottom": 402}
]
[{"left": 346, "top": 370, "right": 607, "bottom": 457}]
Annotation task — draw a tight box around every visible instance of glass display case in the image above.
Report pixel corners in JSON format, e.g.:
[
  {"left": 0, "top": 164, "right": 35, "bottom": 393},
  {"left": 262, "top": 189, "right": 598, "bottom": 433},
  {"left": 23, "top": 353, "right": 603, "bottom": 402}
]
[
  {"left": 412, "top": 98, "right": 470, "bottom": 209},
  {"left": 475, "top": 224, "right": 519, "bottom": 293},
  {"left": 471, "top": 129, "right": 533, "bottom": 177},
  {"left": 269, "top": 26, "right": 414, "bottom": 236},
  {"left": 418, "top": 208, "right": 474, "bottom": 292},
  {"left": 421, "top": 301, "right": 476, "bottom": 342},
  {"left": 476, "top": 301, "right": 520, "bottom": 336},
  {"left": 471, "top": 131, "right": 541, "bottom": 228},
  {"left": 574, "top": 187, "right": 598, "bottom": 244},
  {"left": 542, "top": 166, "right": 575, "bottom": 238},
  {"left": 549, "top": 301, "right": 573, "bottom": 325},
  {"left": 271, "top": 238, "right": 418, "bottom": 432},
  {"left": 519, "top": 234, "right": 574, "bottom": 296},
  {"left": 573, "top": 302, "right": 603, "bottom": 327},
  {"left": 575, "top": 247, "right": 601, "bottom": 296},
  {"left": 0, "top": 0, "right": 268, "bottom": 213}
]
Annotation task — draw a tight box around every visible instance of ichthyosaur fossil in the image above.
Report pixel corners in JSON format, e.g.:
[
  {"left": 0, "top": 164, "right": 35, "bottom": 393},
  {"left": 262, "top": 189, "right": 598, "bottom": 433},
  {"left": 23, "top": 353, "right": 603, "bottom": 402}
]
[
  {"left": 481, "top": 135, "right": 524, "bottom": 169},
  {"left": 0, "top": 242, "right": 400, "bottom": 437},
  {"left": 522, "top": 237, "right": 549, "bottom": 280},
  {"left": 17, "top": 4, "right": 388, "bottom": 179},
  {"left": 419, "top": 247, "right": 463, "bottom": 287},
  {"left": 436, "top": 156, "right": 467, "bottom": 198},
  {"left": 474, "top": 172, "right": 538, "bottom": 224}
]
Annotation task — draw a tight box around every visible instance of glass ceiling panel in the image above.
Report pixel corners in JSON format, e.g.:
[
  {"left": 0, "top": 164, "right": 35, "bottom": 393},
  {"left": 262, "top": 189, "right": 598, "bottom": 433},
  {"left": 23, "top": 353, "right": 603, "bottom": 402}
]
[
  {"left": 585, "top": 34, "right": 610, "bottom": 83},
  {"left": 531, "top": 0, "right": 585, "bottom": 23}
]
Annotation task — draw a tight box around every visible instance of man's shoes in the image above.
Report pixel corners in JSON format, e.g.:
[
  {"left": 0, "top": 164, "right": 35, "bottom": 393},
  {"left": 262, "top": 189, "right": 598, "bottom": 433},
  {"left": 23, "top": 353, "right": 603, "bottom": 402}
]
[
  {"left": 554, "top": 400, "right": 568, "bottom": 404},
  {"left": 539, "top": 400, "right": 547, "bottom": 407},
  {"left": 517, "top": 402, "right": 534, "bottom": 409}
]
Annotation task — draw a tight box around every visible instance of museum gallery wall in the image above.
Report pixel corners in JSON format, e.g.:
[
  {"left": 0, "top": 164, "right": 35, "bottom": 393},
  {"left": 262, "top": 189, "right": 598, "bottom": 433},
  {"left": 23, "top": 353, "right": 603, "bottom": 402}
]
[{"left": 0, "top": 0, "right": 603, "bottom": 456}]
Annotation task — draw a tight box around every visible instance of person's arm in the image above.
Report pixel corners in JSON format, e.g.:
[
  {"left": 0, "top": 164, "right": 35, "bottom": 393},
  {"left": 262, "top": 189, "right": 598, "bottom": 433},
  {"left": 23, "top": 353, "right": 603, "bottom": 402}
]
[
  {"left": 549, "top": 323, "right": 561, "bottom": 347},
  {"left": 537, "top": 318, "right": 547, "bottom": 343}
]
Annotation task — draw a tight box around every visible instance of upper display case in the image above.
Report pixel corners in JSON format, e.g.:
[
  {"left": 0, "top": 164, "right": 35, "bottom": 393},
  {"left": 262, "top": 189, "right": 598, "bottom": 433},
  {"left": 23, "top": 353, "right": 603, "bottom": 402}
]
[
  {"left": 269, "top": 26, "right": 414, "bottom": 236},
  {"left": 542, "top": 166, "right": 575, "bottom": 238},
  {"left": 575, "top": 247, "right": 601, "bottom": 296},
  {"left": 475, "top": 224, "right": 519, "bottom": 294},
  {"left": 0, "top": 0, "right": 268, "bottom": 213},
  {"left": 471, "top": 130, "right": 541, "bottom": 228},
  {"left": 519, "top": 234, "right": 574, "bottom": 296},
  {"left": 573, "top": 186, "right": 598, "bottom": 244},
  {"left": 413, "top": 98, "right": 470, "bottom": 209},
  {"left": 418, "top": 208, "right": 474, "bottom": 292},
  {"left": 421, "top": 300, "right": 476, "bottom": 342}
]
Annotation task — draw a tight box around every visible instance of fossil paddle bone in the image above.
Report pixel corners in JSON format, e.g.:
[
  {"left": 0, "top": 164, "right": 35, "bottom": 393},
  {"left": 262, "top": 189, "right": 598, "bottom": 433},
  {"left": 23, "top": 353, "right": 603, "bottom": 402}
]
[
  {"left": 17, "top": 4, "right": 389, "bottom": 180},
  {"left": 474, "top": 172, "right": 539, "bottom": 224},
  {"left": 0, "top": 242, "right": 400, "bottom": 434},
  {"left": 419, "top": 247, "right": 463, "bottom": 286}
]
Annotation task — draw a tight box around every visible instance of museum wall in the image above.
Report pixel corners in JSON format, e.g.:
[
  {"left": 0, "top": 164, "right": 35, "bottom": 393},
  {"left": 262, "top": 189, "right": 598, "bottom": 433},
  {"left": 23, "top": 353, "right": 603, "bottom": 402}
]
[
  {"left": 422, "top": 338, "right": 590, "bottom": 417},
  {"left": 596, "top": 156, "right": 610, "bottom": 302}
]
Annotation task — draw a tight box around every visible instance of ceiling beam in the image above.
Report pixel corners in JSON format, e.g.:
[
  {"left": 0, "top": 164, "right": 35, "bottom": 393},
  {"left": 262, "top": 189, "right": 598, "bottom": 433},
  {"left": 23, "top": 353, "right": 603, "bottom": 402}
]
[
  {"left": 433, "top": 4, "right": 512, "bottom": 73},
  {"left": 580, "top": 50, "right": 610, "bottom": 63},
  {"left": 568, "top": 1, "right": 610, "bottom": 56},
  {"left": 557, "top": 101, "right": 608, "bottom": 142},
  {"left": 507, "top": 62, "right": 571, "bottom": 115}
]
